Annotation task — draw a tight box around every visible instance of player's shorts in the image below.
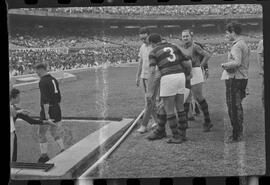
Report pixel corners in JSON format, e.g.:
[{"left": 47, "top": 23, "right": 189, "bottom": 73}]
[
  {"left": 160, "top": 73, "right": 186, "bottom": 97},
  {"left": 191, "top": 67, "right": 204, "bottom": 86},
  {"left": 40, "top": 104, "right": 62, "bottom": 123}
]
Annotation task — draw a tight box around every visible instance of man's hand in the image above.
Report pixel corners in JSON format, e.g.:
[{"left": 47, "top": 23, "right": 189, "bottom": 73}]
[
  {"left": 43, "top": 119, "right": 57, "bottom": 126},
  {"left": 17, "top": 109, "right": 31, "bottom": 116},
  {"left": 186, "top": 73, "right": 193, "bottom": 81},
  {"left": 136, "top": 77, "right": 140, "bottom": 87},
  {"left": 204, "top": 70, "right": 209, "bottom": 79}
]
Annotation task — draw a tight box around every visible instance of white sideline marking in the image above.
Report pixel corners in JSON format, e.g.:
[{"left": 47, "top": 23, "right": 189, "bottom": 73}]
[{"left": 78, "top": 109, "right": 144, "bottom": 180}]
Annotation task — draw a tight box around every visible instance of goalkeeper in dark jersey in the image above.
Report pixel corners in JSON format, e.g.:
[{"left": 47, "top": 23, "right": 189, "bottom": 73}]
[{"left": 34, "top": 63, "right": 65, "bottom": 163}]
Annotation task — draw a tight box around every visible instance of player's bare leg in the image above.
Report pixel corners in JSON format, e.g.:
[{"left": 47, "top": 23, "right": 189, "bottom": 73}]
[
  {"left": 38, "top": 124, "right": 50, "bottom": 163},
  {"left": 191, "top": 82, "right": 212, "bottom": 132},
  {"left": 137, "top": 79, "right": 159, "bottom": 133},
  {"left": 184, "top": 91, "right": 195, "bottom": 121},
  {"left": 163, "top": 96, "right": 183, "bottom": 144},
  {"left": 50, "top": 121, "right": 65, "bottom": 153},
  {"left": 175, "top": 94, "right": 188, "bottom": 141}
]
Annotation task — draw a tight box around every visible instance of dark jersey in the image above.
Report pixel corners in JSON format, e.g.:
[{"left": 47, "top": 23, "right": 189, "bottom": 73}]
[
  {"left": 149, "top": 42, "right": 189, "bottom": 77},
  {"left": 39, "top": 74, "right": 61, "bottom": 105}
]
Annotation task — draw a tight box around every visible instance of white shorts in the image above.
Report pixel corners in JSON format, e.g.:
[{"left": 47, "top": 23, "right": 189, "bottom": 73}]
[
  {"left": 191, "top": 67, "right": 204, "bottom": 85},
  {"left": 160, "top": 73, "right": 186, "bottom": 97}
]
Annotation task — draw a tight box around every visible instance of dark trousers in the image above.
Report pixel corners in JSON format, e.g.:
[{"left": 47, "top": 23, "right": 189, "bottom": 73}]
[
  {"left": 12, "top": 132, "right": 17, "bottom": 162},
  {"left": 225, "top": 78, "right": 248, "bottom": 139}
]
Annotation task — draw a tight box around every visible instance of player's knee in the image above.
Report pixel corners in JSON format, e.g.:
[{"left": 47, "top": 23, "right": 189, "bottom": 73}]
[
  {"left": 194, "top": 92, "right": 204, "bottom": 102},
  {"left": 39, "top": 135, "right": 47, "bottom": 143}
]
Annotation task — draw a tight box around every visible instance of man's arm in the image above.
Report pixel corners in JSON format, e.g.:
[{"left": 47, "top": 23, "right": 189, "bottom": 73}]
[
  {"left": 257, "top": 40, "right": 264, "bottom": 74},
  {"left": 222, "top": 44, "right": 242, "bottom": 69},
  {"left": 136, "top": 47, "right": 143, "bottom": 87},
  {"left": 17, "top": 113, "right": 56, "bottom": 126},
  {"left": 39, "top": 80, "right": 52, "bottom": 120},
  {"left": 182, "top": 60, "right": 192, "bottom": 78},
  {"left": 195, "top": 45, "right": 212, "bottom": 68},
  {"left": 146, "top": 65, "right": 157, "bottom": 99},
  {"left": 136, "top": 57, "right": 143, "bottom": 87},
  {"left": 146, "top": 55, "right": 158, "bottom": 99}
]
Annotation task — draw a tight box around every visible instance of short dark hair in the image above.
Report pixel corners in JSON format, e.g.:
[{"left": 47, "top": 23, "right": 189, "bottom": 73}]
[
  {"left": 34, "top": 63, "right": 47, "bottom": 70},
  {"left": 148, "top": 33, "right": 162, "bottom": 44},
  {"left": 10, "top": 88, "right": 20, "bottom": 99},
  {"left": 226, "top": 22, "right": 242, "bottom": 35},
  {"left": 139, "top": 27, "right": 150, "bottom": 35}
]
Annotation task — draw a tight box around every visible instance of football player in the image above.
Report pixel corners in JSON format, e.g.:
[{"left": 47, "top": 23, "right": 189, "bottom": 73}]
[
  {"left": 179, "top": 29, "right": 213, "bottom": 132},
  {"left": 35, "top": 63, "right": 65, "bottom": 163},
  {"left": 146, "top": 34, "right": 192, "bottom": 144}
]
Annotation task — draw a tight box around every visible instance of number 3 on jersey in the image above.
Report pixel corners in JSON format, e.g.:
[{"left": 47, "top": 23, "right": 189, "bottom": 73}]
[
  {"left": 52, "top": 80, "right": 58, "bottom": 93},
  {"left": 163, "top": 47, "right": 176, "bottom": 62}
]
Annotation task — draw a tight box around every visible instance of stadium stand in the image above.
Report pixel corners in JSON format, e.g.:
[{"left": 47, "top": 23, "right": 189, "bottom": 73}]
[{"left": 18, "top": 5, "right": 262, "bottom": 17}]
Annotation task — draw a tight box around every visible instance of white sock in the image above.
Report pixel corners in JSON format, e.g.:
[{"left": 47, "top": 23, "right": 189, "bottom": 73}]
[
  {"left": 40, "top": 143, "right": 48, "bottom": 155},
  {"left": 56, "top": 139, "right": 65, "bottom": 150}
]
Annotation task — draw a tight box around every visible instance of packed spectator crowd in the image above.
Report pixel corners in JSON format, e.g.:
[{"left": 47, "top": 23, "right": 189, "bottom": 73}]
[
  {"left": 9, "top": 36, "right": 260, "bottom": 76},
  {"left": 9, "top": 45, "right": 138, "bottom": 76},
  {"left": 19, "top": 5, "right": 262, "bottom": 17}
]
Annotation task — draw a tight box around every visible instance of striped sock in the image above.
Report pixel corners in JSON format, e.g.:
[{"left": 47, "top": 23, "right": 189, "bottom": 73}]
[
  {"left": 198, "top": 99, "right": 211, "bottom": 123},
  {"left": 167, "top": 114, "right": 179, "bottom": 137},
  {"left": 184, "top": 102, "right": 190, "bottom": 119},
  {"left": 154, "top": 114, "right": 166, "bottom": 134},
  {"left": 177, "top": 111, "right": 188, "bottom": 130}
]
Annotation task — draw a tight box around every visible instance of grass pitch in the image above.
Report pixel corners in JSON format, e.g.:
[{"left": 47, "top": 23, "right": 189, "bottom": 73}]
[{"left": 17, "top": 53, "right": 265, "bottom": 177}]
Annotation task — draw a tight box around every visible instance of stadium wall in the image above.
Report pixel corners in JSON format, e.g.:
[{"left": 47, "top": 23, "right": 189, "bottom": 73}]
[{"left": 8, "top": 13, "right": 262, "bottom": 36}]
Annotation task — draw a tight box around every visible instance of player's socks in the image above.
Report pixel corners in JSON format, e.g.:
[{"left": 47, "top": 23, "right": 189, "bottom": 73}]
[
  {"left": 56, "top": 139, "right": 65, "bottom": 151},
  {"left": 177, "top": 111, "right": 188, "bottom": 131},
  {"left": 198, "top": 99, "right": 211, "bottom": 123},
  {"left": 39, "top": 142, "right": 48, "bottom": 154},
  {"left": 167, "top": 114, "right": 180, "bottom": 138},
  {"left": 184, "top": 102, "right": 190, "bottom": 119}
]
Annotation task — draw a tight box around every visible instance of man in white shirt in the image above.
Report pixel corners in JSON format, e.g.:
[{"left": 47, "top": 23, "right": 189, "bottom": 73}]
[{"left": 136, "top": 27, "right": 158, "bottom": 133}]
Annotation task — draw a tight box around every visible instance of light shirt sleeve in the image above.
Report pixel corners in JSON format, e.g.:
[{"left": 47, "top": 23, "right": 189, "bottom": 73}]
[
  {"left": 10, "top": 104, "right": 15, "bottom": 133},
  {"left": 257, "top": 40, "right": 263, "bottom": 55},
  {"left": 224, "top": 43, "right": 242, "bottom": 69}
]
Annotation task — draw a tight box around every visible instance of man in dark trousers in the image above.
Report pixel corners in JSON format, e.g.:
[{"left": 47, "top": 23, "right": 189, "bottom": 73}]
[
  {"left": 221, "top": 22, "right": 250, "bottom": 143},
  {"left": 34, "top": 63, "right": 65, "bottom": 163},
  {"left": 10, "top": 88, "right": 55, "bottom": 162}
]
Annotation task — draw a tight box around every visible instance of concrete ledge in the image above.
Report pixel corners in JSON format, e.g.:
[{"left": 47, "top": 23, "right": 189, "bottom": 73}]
[
  {"left": 11, "top": 118, "right": 133, "bottom": 180},
  {"left": 13, "top": 72, "right": 77, "bottom": 92}
]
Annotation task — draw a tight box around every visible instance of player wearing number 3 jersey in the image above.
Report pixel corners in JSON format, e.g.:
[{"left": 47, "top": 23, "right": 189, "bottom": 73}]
[
  {"left": 146, "top": 34, "right": 192, "bottom": 144},
  {"left": 35, "top": 63, "right": 65, "bottom": 163}
]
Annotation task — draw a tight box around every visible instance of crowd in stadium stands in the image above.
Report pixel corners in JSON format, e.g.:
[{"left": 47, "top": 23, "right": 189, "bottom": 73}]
[
  {"left": 9, "top": 38, "right": 260, "bottom": 76},
  {"left": 9, "top": 45, "right": 138, "bottom": 76},
  {"left": 21, "top": 5, "right": 262, "bottom": 17}
]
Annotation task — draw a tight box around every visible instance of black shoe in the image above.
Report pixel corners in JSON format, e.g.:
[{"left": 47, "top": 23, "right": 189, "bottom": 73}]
[
  {"left": 226, "top": 135, "right": 244, "bottom": 143},
  {"left": 37, "top": 154, "right": 50, "bottom": 163},
  {"left": 203, "top": 122, "right": 213, "bottom": 132},
  {"left": 147, "top": 132, "right": 166, "bottom": 141},
  {"left": 167, "top": 136, "right": 185, "bottom": 144}
]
